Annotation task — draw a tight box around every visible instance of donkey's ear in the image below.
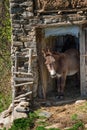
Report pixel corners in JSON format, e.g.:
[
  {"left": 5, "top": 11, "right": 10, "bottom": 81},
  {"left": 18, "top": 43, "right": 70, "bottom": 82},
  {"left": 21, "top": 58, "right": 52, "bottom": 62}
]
[
  {"left": 47, "top": 49, "right": 52, "bottom": 55},
  {"left": 42, "top": 49, "right": 46, "bottom": 57}
]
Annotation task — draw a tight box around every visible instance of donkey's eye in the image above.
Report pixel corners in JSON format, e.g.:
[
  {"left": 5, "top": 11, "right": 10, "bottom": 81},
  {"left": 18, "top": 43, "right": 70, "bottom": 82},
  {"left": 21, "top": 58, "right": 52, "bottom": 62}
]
[{"left": 45, "top": 61, "right": 48, "bottom": 65}]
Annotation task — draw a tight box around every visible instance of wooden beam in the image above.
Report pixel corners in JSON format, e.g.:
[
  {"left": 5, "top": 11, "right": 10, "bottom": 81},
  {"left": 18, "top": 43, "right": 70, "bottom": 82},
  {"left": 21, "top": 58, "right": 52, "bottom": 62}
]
[
  {"left": 36, "top": 20, "right": 87, "bottom": 29},
  {"left": 13, "top": 72, "right": 33, "bottom": 76},
  {"left": 15, "top": 82, "right": 33, "bottom": 87},
  {"left": 80, "top": 26, "right": 86, "bottom": 96},
  {"left": 14, "top": 77, "right": 33, "bottom": 82},
  {"left": 36, "top": 7, "right": 87, "bottom": 14},
  {"left": 28, "top": 49, "right": 32, "bottom": 73},
  {"left": 15, "top": 91, "right": 32, "bottom": 100}
]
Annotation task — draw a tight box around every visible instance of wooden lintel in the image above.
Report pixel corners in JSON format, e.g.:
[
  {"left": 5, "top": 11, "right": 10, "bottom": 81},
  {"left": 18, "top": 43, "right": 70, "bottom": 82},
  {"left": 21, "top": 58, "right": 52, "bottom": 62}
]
[
  {"left": 36, "top": 20, "right": 87, "bottom": 29},
  {"left": 36, "top": 7, "right": 87, "bottom": 14}
]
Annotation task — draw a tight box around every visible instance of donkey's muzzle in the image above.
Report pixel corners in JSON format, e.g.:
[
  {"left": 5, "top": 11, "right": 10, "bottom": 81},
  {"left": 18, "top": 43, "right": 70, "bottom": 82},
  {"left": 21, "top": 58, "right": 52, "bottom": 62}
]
[{"left": 51, "top": 74, "right": 56, "bottom": 78}]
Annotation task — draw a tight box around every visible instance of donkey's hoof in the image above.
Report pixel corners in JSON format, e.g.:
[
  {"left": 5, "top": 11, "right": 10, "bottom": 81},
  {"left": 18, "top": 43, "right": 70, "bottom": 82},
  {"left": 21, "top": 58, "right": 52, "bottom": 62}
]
[
  {"left": 56, "top": 95, "right": 64, "bottom": 100},
  {"left": 59, "top": 95, "right": 64, "bottom": 100},
  {"left": 56, "top": 95, "right": 60, "bottom": 99}
]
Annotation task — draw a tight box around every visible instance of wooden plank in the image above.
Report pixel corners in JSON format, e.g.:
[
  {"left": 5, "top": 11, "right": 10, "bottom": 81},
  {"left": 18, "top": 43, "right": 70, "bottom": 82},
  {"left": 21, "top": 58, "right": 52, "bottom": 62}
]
[
  {"left": 13, "top": 72, "right": 33, "bottom": 76},
  {"left": 80, "top": 26, "right": 86, "bottom": 96},
  {"left": 85, "top": 76, "right": 87, "bottom": 81},
  {"left": 28, "top": 49, "right": 32, "bottom": 73},
  {"left": 15, "top": 82, "right": 33, "bottom": 87},
  {"left": 36, "top": 7, "right": 87, "bottom": 14},
  {"left": 36, "top": 21, "right": 87, "bottom": 29},
  {"left": 14, "top": 77, "right": 33, "bottom": 82},
  {"left": 85, "top": 66, "right": 87, "bottom": 75},
  {"left": 15, "top": 91, "right": 32, "bottom": 100},
  {"left": 36, "top": 28, "right": 48, "bottom": 99}
]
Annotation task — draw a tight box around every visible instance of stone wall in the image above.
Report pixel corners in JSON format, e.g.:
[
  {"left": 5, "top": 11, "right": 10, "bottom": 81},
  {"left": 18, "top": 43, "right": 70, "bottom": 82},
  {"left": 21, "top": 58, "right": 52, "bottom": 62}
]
[
  {"left": 36, "top": 0, "right": 87, "bottom": 11},
  {"left": 10, "top": 0, "right": 40, "bottom": 97},
  {"left": 10, "top": 0, "right": 87, "bottom": 98}
]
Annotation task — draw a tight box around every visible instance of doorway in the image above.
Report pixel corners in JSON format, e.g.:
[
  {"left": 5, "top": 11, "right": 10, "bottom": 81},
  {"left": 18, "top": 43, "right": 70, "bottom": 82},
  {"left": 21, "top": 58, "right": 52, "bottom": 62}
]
[{"left": 36, "top": 26, "right": 80, "bottom": 99}]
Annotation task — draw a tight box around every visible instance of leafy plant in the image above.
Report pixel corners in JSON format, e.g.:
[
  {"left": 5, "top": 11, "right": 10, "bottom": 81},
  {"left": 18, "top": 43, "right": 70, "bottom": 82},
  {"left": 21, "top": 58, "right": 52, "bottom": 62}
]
[
  {"left": 36, "top": 126, "right": 46, "bottom": 130},
  {"left": 0, "top": 0, "right": 11, "bottom": 113},
  {"left": 36, "top": 126, "right": 60, "bottom": 130},
  {"left": 71, "top": 114, "right": 78, "bottom": 121},
  {"left": 9, "top": 112, "right": 39, "bottom": 130},
  {"left": 78, "top": 102, "right": 87, "bottom": 113}
]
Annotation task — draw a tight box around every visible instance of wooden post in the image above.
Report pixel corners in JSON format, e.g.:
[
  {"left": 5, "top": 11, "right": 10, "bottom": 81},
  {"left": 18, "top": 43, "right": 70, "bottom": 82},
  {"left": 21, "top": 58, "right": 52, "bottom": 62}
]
[
  {"left": 80, "top": 26, "right": 86, "bottom": 96},
  {"left": 36, "top": 28, "right": 48, "bottom": 99},
  {"left": 28, "top": 49, "right": 32, "bottom": 73}
]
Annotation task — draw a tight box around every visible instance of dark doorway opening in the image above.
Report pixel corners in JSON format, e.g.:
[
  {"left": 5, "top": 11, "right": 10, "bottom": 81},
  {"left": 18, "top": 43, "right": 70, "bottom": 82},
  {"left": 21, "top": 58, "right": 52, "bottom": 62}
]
[
  {"left": 36, "top": 28, "right": 80, "bottom": 100},
  {"left": 45, "top": 35, "right": 80, "bottom": 99}
]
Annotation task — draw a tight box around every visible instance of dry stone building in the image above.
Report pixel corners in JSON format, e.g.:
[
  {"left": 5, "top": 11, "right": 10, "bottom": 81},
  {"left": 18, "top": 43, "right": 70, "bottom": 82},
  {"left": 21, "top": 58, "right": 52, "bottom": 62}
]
[{"left": 10, "top": 0, "right": 87, "bottom": 103}]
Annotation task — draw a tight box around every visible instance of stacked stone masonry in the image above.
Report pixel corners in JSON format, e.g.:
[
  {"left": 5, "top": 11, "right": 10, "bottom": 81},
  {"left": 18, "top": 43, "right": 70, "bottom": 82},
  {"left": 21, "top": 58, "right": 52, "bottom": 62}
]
[{"left": 10, "top": 0, "right": 87, "bottom": 100}]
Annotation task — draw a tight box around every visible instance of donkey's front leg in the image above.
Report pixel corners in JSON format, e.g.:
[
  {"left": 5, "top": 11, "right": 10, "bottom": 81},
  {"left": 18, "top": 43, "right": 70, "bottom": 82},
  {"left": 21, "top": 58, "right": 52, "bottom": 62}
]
[
  {"left": 56, "top": 73, "right": 67, "bottom": 100},
  {"left": 60, "top": 73, "right": 67, "bottom": 99},
  {"left": 56, "top": 77, "right": 64, "bottom": 100},
  {"left": 57, "top": 77, "right": 61, "bottom": 95}
]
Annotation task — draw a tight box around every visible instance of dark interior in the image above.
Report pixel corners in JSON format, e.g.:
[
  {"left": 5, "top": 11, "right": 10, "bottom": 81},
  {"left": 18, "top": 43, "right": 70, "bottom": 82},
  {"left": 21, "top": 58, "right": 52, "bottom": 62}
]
[{"left": 44, "top": 34, "right": 80, "bottom": 99}]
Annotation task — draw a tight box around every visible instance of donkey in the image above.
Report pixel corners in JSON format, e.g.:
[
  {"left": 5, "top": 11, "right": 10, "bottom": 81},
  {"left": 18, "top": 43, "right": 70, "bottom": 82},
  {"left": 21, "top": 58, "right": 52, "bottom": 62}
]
[{"left": 42, "top": 49, "right": 80, "bottom": 99}]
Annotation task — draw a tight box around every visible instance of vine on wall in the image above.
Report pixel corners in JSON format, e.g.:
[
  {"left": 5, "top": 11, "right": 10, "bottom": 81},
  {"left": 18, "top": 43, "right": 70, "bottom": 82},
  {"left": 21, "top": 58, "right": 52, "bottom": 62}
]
[{"left": 0, "top": 0, "right": 11, "bottom": 112}]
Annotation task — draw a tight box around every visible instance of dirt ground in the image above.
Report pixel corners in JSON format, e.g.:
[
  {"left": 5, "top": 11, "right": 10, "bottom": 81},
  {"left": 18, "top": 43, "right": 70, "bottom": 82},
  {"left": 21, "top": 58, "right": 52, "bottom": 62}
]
[
  {"left": 33, "top": 98, "right": 87, "bottom": 130},
  {"left": 32, "top": 75, "right": 87, "bottom": 129}
]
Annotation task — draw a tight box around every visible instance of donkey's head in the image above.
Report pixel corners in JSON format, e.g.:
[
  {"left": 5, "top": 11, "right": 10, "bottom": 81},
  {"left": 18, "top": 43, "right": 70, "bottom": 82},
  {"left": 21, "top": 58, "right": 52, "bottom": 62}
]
[{"left": 42, "top": 49, "right": 57, "bottom": 78}]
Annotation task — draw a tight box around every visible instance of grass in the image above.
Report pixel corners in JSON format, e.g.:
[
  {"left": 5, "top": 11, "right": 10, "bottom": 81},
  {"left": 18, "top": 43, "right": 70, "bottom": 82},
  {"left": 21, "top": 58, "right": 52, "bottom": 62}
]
[
  {"left": 71, "top": 114, "right": 78, "bottom": 121},
  {"left": 8, "top": 112, "right": 39, "bottom": 130},
  {"left": 8, "top": 111, "right": 61, "bottom": 130},
  {"left": 36, "top": 126, "right": 60, "bottom": 130},
  {"left": 0, "top": 71, "right": 11, "bottom": 113},
  {"left": 6, "top": 109, "right": 85, "bottom": 130},
  {"left": 78, "top": 102, "right": 87, "bottom": 113}
]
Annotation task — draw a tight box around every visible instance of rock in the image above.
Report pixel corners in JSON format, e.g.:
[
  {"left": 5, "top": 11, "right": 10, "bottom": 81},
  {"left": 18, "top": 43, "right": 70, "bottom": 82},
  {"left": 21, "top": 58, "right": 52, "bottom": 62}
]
[
  {"left": 46, "top": 123, "right": 63, "bottom": 129},
  {"left": 39, "top": 111, "right": 52, "bottom": 118},
  {"left": 0, "top": 100, "right": 30, "bottom": 129},
  {"left": 75, "top": 100, "right": 86, "bottom": 104},
  {"left": 64, "top": 127, "right": 72, "bottom": 130},
  {"left": 85, "top": 124, "right": 87, "bottom": 128},
  {"left": 13, "top": 41, "right": 23, "bottom": 47},
  {"left": 19, "top": 101, "right": 29, "bottom": 107},
  {"left": 45, "top": 101, "right": 51, "bottom": 107},
  {"left": 0, "top": 115, "right": 12, "bottom": 130},
  {"left": 11, "top": 101, "right": 29, "bottom": 121}
]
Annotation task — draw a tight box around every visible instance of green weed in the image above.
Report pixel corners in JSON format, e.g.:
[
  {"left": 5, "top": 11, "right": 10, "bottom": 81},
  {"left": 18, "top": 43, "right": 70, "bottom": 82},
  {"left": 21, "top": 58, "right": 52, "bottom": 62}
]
[
  {"left": 36, "top": 126, "right": 60, "bottom": 130},
  {"left": 71, "top": 114, "right": 78, "bottom": 121},
  {"left": 78, "top": 102, "right": 87, "bottom": 113},
  {"left": 8, "top": 112, "right": 39, "bottom": 130}
]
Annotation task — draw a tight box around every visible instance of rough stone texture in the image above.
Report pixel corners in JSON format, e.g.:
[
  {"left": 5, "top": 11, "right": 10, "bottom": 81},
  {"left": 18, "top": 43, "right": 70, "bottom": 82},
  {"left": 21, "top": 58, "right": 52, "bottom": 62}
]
[
  {"left": 10, "top": 0, "right": 87, "bottom": 99},
  {"left": 0, "top": 101, "right": 29, "bottom": 129},
  {"left": 75, "top": 99, "right": 86, "bottom": 104},
  {"left": 37, "top": 0, "right": 87, "bottom": 11}
]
